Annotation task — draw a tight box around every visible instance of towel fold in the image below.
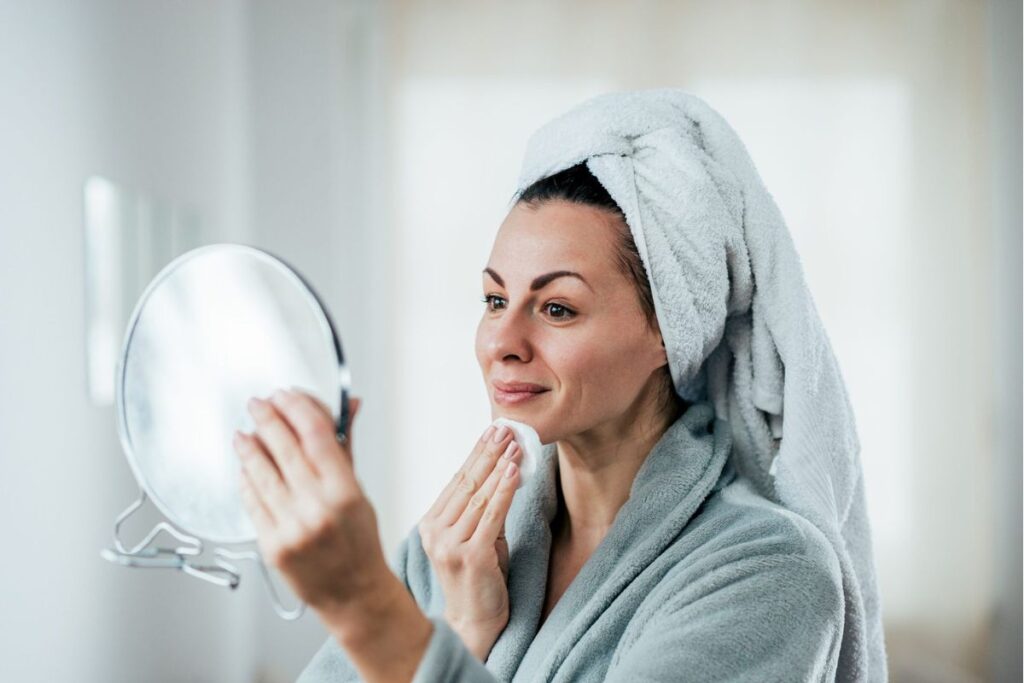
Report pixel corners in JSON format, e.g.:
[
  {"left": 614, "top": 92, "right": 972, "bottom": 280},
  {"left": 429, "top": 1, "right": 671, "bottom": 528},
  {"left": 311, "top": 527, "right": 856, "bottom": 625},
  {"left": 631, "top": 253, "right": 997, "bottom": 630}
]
[{"left": 514, "top": 88, "right": 886, "bottom": 681}]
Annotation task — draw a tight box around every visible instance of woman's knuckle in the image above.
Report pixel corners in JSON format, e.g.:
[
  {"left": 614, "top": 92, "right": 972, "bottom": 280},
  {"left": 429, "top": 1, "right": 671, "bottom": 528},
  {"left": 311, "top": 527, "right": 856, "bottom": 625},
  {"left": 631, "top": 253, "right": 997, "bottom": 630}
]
[
  {"left": 325, "top": 491, "right": 354, "bottom": 514},
  {"left": 421, "top": 527, "right": 442, "bottom": 551},
  {"left": 482, "top": 507, "right": 502, "bottom": 525},
  {"left": 321, "top": 485, "right": 346, "bottom": 509},
  {"left": 295, "top": 526, "right": 324, "bottom": 554},
  {"left": 288, "top": 415, "right": 316, "bottom": 441},
  {"left": 313, "top": 428, "right": 341, "bottom": 454},
  {"left": 277, "top": 525, "right": 306, "bottom": 552},
  {"left": 457, "top": 475, "right": 478, "bottom": 495},
  {"left": 296, "top": 501, "right": 323, "bottom": 525},
  {"left": 309, "top": 513, "right": 335, "bottom": 539},
  {"left": 300, "top": 410, "right": 333, "bottom": 439},
  {"left": 336, "top": 493, "right": 366, "bottom": 516},
  {"left": 433, "top": 547, "right": 452, "bottom": 565},
  {"left": 417, "top": 518, "right": 432, "bottom": 539}
]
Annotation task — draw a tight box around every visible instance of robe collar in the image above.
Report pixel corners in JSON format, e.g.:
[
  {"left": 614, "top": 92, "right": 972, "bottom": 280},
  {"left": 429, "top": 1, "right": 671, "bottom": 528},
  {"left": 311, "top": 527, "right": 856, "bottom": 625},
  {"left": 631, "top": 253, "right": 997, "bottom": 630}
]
[{"left": 486, "top": 401, "right": 733, "bottom": 680}]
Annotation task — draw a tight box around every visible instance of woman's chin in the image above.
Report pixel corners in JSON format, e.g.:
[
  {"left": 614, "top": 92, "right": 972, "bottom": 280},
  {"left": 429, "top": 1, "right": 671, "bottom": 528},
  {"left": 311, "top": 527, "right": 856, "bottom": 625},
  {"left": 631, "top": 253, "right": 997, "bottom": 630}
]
[{"left": 490, "top": 408, "right": 552, "bottom": 443}]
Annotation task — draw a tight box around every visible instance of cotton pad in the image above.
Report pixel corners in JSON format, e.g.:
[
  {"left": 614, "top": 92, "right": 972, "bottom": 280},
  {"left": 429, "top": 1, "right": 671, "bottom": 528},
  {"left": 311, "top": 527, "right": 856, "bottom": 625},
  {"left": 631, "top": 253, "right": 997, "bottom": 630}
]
[{"left": 490, "top": 417, "right": 541, "bottom": 489}]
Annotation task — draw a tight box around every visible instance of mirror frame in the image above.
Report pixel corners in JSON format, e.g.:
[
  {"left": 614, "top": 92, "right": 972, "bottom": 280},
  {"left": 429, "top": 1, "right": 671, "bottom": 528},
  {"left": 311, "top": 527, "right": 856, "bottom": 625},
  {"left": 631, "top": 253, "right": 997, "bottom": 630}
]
[{"left": 113, "top": 243, "right": 352, "bottom": 544}]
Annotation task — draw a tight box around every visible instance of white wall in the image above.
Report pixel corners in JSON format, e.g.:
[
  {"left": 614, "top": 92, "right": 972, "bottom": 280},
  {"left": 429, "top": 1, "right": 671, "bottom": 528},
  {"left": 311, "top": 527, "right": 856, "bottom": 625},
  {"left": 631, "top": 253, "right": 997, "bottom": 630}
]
[{"left": 0, "top": 1, "right": 253, "bottom": 680}]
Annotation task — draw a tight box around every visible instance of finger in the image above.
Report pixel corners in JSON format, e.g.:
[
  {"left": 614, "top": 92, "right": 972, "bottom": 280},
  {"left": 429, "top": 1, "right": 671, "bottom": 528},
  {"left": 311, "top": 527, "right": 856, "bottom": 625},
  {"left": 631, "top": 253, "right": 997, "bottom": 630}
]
[
  {"left": 424, "top": 424, "right": 497, "bottom": 520},
  {"left": 438, "top": 425, "right": 514, "bottom": 527},
  {"left": 290, "top": 385, "right": 333, "bottom": 416},
  {"left": 238, "top": 462, "right": 277, "bottom": 533},
  {"left": 293, "top": 387, "right": 355, "bottom": 453},
  {"left": 270, "top": 389, "right": 353, "bottom": 482},
  {"left": 234, "top": 430, "right": 293, "bottom": 518},
  {"left": 247, "top": 396, "right": 321, "bottom": 494},
  {"left": 341, "top": 396, "right": 361, "bottom": 457},
  {"left": 469, "top": 457, "right": 520, "bottom": 548},
  {"left": 442, "top": 426, "right": 514, "bottom": 519},
  {"left": 452, "top": 439, "right": 520, "bottom": 542}
]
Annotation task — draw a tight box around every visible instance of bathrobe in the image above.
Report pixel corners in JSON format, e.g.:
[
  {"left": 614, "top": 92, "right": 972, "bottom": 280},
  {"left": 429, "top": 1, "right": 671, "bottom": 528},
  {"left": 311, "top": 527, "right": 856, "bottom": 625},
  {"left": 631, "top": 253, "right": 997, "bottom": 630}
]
[{"left": 297, "top": 401, "right": 844, "bottom": 682}]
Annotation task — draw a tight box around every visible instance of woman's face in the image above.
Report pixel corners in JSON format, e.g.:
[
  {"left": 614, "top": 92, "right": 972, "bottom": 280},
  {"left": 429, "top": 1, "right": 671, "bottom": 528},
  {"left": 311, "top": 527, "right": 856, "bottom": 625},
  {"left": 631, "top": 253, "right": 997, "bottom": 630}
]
[{"left": 475, "top": 199, "right": 668, "bottom": 445}]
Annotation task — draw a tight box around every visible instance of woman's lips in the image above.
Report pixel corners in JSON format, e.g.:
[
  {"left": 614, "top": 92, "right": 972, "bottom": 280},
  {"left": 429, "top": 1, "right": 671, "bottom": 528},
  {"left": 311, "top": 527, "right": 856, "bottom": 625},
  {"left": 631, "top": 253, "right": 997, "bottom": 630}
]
[
  {"left": 491, "top": 378, "right": 548, "bottom": 405},
  {"left": 493, "top": 387, "right": 550, "bottom": 406}
]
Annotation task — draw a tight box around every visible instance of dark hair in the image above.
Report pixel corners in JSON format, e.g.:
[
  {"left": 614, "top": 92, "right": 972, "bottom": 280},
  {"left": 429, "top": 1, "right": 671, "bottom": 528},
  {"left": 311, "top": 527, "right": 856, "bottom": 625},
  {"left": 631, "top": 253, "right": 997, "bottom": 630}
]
[{"left": 516, "top": 163, "right": 687, "bottom": 424}]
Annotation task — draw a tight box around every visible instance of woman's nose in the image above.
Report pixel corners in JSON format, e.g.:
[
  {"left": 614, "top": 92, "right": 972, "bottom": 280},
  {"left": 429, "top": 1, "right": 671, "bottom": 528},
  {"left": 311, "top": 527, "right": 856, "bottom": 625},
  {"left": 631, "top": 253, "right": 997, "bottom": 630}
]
[{"left": 485, "top": 307, "right": 532, "bottom": 362}]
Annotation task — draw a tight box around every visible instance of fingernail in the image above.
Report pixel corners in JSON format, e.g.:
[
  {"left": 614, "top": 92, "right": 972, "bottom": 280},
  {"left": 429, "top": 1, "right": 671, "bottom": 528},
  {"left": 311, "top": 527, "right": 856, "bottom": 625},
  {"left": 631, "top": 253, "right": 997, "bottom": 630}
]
[
  {"left": 483, "top": 425, "right": 496, "bottom": 441},
  {"left": 493, "top": 425, "right": 509, "bottom": 443},
  {"left": 272, "top": 388, "right": 289, "bottom": 403},
  {"left": 501, "top": 440, "right": 518, "bottom": 459},
  {"left": 504, "top": 461, "right": 518, "bottom": 478},
  {"left": 247, "top": 398, "right": 265, "bottom": 417}
]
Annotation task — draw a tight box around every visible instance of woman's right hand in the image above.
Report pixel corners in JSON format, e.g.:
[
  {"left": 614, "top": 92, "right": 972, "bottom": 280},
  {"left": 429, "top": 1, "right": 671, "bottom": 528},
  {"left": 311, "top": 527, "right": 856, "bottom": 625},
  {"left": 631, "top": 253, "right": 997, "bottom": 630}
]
[{"left": 417, "top": 423, "right": 523, "bottom": 661}]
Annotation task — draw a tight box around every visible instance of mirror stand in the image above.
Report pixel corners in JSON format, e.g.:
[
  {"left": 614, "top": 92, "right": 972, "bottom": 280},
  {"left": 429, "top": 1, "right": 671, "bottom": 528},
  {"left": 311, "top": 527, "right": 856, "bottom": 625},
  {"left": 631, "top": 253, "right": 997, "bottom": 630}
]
[{"left": 100, "top": 486, "right": 306, "bottom": 620}]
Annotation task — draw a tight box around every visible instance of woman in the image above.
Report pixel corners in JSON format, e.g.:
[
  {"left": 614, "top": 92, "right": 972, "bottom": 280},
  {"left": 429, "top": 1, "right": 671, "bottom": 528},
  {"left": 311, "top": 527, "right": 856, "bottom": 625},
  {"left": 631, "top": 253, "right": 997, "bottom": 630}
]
[{"left": 234, "top": 90, "right": 886, "bottom": 682}]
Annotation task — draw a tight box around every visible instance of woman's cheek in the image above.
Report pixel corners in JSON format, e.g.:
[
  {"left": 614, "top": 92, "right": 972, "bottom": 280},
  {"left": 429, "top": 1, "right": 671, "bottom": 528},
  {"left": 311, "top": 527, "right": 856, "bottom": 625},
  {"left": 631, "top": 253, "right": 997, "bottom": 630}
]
[{"left": 474, "top": 328, "right": 492, "bottom": 373}]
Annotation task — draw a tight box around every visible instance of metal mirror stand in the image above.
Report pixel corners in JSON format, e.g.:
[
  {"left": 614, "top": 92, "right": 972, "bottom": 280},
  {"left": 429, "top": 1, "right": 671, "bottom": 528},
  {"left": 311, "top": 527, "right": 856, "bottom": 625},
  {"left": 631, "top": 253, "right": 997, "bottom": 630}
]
[
  {"left": 100, "top": 486, "right": 306, "bottom": 620},
  {"left": 100, "top": 393, "right": 352, "bottom": 620},
  {"left": 100, "top": 426, "right": 351, "bottom": 621}
]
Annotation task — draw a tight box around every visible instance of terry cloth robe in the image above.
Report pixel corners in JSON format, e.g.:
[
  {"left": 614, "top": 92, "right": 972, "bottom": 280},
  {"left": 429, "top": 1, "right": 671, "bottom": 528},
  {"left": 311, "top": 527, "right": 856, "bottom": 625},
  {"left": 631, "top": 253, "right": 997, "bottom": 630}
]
[{"left": 297, "top": 401, "right": 845, "bottom": 682}]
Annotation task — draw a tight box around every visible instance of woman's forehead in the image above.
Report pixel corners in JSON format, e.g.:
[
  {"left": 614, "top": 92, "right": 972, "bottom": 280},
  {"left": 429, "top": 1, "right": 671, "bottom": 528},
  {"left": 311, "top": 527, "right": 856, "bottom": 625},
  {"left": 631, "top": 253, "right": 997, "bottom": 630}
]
[{"left": 489, "top": 201, "right": 620, "bottom": 275}]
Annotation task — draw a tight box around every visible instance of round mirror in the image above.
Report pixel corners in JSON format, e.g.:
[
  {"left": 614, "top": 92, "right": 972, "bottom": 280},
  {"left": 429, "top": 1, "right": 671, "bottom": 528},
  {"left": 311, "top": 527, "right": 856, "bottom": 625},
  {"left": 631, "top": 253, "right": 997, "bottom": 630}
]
[{"left": 115, "top": 244, "right": 351, "bottom": 544}]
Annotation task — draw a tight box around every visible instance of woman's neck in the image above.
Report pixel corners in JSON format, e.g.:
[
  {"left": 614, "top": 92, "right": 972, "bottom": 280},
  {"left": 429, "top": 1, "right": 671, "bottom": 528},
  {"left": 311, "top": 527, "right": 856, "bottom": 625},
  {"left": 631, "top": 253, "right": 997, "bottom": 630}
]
[{"left": 552, "top": 395, "right": 683, "bottom": 547}]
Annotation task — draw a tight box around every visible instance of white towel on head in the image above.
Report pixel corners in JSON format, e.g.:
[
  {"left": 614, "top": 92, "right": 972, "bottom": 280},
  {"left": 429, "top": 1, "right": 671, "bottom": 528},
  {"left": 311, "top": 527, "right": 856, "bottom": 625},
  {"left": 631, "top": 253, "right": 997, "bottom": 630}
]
[
  {"left": 490, "top": 417, "right": 540, "bottom": 489},
  {"left": 514, "top": 88, "right": 886, "bottom": 681}
]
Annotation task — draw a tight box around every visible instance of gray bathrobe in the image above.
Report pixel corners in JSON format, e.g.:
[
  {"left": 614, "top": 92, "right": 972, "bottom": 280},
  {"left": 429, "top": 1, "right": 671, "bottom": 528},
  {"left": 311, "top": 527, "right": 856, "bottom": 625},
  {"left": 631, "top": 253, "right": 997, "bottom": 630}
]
[{"left": 297, "top": 401, "right": 844, "bottom": 682}]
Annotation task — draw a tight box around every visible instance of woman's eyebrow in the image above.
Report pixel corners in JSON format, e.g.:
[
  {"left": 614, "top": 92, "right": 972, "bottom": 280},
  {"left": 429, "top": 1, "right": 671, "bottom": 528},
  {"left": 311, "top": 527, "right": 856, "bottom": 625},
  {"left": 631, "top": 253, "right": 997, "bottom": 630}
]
[{"left": 483, "top": 267, "right": 593, "bottom": 292}]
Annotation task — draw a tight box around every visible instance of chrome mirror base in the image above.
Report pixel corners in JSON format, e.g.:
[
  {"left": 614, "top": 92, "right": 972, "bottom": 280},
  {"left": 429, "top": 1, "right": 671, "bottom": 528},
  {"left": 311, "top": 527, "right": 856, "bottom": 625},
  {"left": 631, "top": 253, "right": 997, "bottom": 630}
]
[{"left": 100, "top": 487, "right": 306, "bottom": 620}]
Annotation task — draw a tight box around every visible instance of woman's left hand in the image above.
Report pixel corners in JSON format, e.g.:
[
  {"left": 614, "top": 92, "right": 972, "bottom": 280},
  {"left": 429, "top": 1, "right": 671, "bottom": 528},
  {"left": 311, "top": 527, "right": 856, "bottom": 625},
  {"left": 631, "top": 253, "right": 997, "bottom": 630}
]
[{"left": 233, "top": 389, "right": 389, "bottom": 618}]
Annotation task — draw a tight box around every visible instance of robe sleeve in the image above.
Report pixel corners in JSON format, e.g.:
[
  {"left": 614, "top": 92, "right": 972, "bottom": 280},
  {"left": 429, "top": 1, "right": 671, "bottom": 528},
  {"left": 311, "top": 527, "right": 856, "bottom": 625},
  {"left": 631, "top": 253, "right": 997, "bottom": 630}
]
[
  {"left": 604, "top": 551, "right": 844, "bottom": 682},
  {"left": 409, "top": 617, "right": 496, "bottom": 683},
  {"left": 297, "top": 533, "right": 497, "bottom": 683}
]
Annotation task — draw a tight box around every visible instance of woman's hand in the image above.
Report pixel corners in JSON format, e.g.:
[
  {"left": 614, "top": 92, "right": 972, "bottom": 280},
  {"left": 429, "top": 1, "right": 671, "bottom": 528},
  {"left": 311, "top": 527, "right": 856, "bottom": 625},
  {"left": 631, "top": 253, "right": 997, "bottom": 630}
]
[
  {"left": 233, "top": 390, "right": 390, "bottom": 618},
  {"left": 235, "top": 390, "right": 438, "bottom": 683},
  {"left": 417, "top": 423, "right": 522, "bottom": 661}
]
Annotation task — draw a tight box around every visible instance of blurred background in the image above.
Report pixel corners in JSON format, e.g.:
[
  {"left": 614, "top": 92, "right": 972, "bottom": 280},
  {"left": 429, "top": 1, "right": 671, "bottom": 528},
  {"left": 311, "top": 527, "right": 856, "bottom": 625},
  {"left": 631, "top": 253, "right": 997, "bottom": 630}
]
[{"left": 0, "top": 0, "right": 1019, "bottom": 681}]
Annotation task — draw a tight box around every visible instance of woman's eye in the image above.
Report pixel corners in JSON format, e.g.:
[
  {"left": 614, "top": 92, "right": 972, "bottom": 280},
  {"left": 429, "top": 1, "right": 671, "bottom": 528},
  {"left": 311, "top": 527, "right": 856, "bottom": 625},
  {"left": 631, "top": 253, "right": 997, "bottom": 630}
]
[
  {"left": 481, "top": 295, "right": 575, "bottom": 320},
  {"left": 482, "top": 294, "right": 506, "bottom": 311},
  {"left": 544, "top": 302, "right": 575, "bottom": 320}
]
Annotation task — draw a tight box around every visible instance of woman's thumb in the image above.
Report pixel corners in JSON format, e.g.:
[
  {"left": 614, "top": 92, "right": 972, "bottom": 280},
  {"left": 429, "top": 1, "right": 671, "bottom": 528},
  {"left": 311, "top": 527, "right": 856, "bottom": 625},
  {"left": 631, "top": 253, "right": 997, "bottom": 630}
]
[{"left": 344, "top": 396, "right": 361, "bottom": 447}]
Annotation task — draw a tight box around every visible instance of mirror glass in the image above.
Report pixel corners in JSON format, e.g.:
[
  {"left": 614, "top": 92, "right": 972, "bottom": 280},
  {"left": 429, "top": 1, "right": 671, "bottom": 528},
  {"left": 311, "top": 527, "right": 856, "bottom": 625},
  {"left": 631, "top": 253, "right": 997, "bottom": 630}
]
[{"left": 117, "top": 244, "right": 349, "bottom": 544}]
